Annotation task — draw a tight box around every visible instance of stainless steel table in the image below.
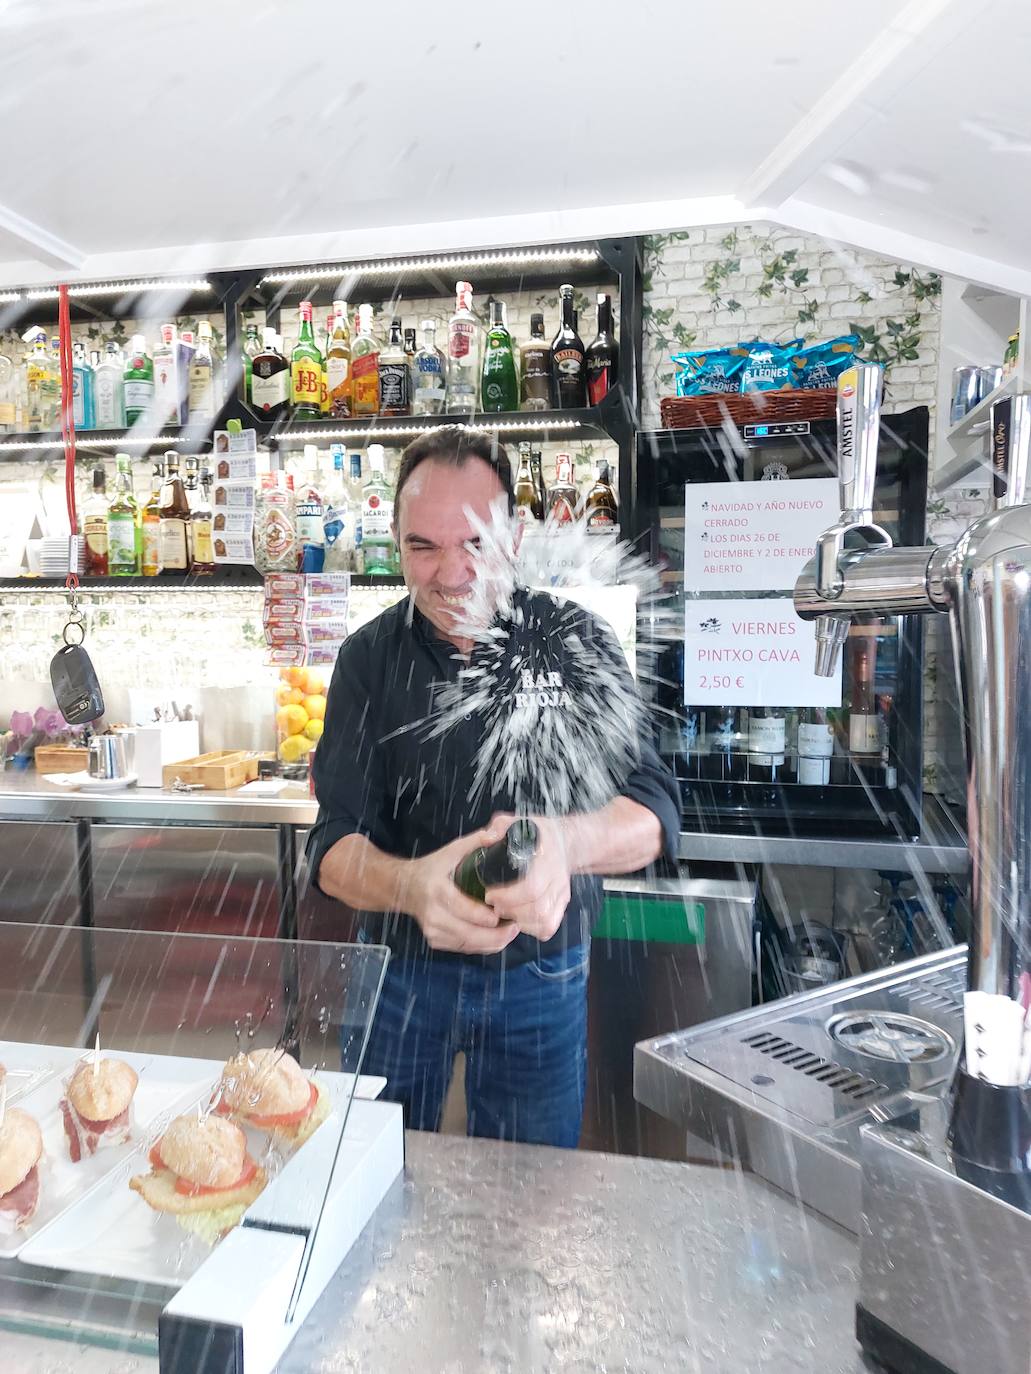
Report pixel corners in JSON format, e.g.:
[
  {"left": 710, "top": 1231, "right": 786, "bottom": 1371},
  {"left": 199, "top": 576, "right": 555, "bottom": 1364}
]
[{"left": 1, "top": 1133, "right": 875, "bottom": 1374}]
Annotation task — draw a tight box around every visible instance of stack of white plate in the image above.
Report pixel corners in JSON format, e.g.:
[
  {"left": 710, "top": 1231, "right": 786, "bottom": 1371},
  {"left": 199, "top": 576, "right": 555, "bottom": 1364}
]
[{"left": 40, "top": 536, "right": 85, "bottom": 578}]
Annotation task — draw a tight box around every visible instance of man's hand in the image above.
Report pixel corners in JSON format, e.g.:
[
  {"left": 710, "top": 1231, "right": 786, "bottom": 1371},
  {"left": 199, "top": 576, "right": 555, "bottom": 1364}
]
[
  {"left": 483, "top": 814, "right": 571, "bottom": 941},
  {"left": 407, "top": 826, "right": 520, "bottom": 955}
]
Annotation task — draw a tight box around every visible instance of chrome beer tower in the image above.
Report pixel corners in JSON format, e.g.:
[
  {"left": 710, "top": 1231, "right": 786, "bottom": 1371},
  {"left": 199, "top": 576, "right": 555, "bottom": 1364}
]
[{"left": 796, "top": 363, "right": 1031, "bottom": 1374}]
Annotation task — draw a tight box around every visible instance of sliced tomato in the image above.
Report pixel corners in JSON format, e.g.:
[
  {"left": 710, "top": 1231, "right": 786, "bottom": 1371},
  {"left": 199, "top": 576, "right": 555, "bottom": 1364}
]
[
  {"left": 246, "top": 1080, "right": 318, "bottom": 1129},
  {"left": 149, "top": 1140, "right": 165, "bottom": 1170},
  {"left": 210, "top": 1097, "right": 232, "bottom": 1117},
  {"left": 174, "top": 1155, "right": 258, "bottom": 1198}
]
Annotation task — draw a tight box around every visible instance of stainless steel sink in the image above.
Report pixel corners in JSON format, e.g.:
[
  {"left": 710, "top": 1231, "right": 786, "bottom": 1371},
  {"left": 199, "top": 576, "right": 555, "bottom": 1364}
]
[{"left": 634, "top": 946, "right": 966, "bottom": 1232}]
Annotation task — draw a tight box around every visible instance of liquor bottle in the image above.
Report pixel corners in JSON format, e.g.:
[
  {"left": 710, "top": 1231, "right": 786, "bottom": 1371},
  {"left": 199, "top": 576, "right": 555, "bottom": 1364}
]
[
  {"left": 0, "top": 345, "right": 16, "bottom": 431},
  {"left": 296, "top": 444, "right": 325, "bottom": 573},
  {"left": 529, "top": 446, "right": 547, "bottom": 515},
  {"left": 412, "top": 319, "right": 446, "bottom": 416},
  {"left": 183, "top": 456, "right": 200, "bottom": 530},
  {"left": 362, "top": 445, "right": 396, "bottom": 576},
  {"left": 320, "top": 311, "right": 333, "bottom": 414},
  {"left": 107, "top": 454, "right": 139, "bottom": 576},
  {"left": 550, "top": 285, "right": 586, "bottom": 409},
  {"left": 379, "top": 318, "right": 411, "bottom": 416},
  {"left": 520, "top": 312, "right": 551, "bottom": 412},
  {"left": 290, "top": 300, "right": 323, "bottom": 420},
  {"left": 242, "top": 323, "right": 262, "bottom": 405},
  {"left": 251, "top": 327, "right": 290, "bottom": 420},
  {"left": 322, "top": 445, "right": 354, "bottom": 572},
  {"left": 45, "top": 338, "right": 62, "bottom": 424},
  {"left": 123, "top": 335, "right": 154, "bottom": 426},
  {"left": 152, "top": 324, "right": 184, "bottom": 426},
  {"left": 453, "top": 819, "right": 539, "bottom": 903},
  {"left": 446, "top": 281, "right": 480, "bottom": 412},
  {"left": 351, "top": 305, "right": 380, "bottom": 416},
  {"left": 71, "top": 342, "right": 95, "bottom": 430},
  {"left": 349, "top": 451, "right": 364, "bottom": 571},
  {"left": 158, "top": 451, "right": 191, "bottom": 576},
  {"left": 404, "top": 327, "right": 417, "bottom": 363},
  {"left": 326, "top": 300, "right": 352, "bottom": 417},
  {"left": 848, "top": 633, "right": 881, "bottom": 754},
  {"left": 191, "top": 468, "right": 215, "bottom": 576},
  {"left": 514, "top": 443, "right": 544, "bottom": 526},
  {"left": 93, "top": 341, "right": 126, "bottom": 429},
  {"left": 797, "top": 707, "right": 834, "bottom": 785},
  {"left": 546, "top": 453, "right": 580, "bottom": 524},
  {"left": 585, "top": 293, "right": 618, "bottom": 405},
  {"left": 140, "top": 457, "right": 164, "bottom": 576},
  {"left": 83, "top": 466, "right": 109, "bottom": 576},
  {"left": 481, "top": 299, "right": 518, "bottom": 413},
  {"left": 254, "top": 473, "right": 297, "bottom": 573},
  {"left": 747, "top": 706, "right": 786, "bottom": 782},
  {"left": 189, "top": 321, "right": 217, "bottom": 423},
  {"left": 23, "top": 329, "right": 50, "bottom": 431},
  {"left": 709, "top": 705, "right": 745, "bottom": 781},
  {"left": 584, "top": 459, "right": 619, "bottom": 535}
]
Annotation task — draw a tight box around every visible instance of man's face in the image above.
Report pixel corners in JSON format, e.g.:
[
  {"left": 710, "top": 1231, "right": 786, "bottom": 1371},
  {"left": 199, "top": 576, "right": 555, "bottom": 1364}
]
[{"left": 395, "top": 457, "right": 507, "bottom": 648}]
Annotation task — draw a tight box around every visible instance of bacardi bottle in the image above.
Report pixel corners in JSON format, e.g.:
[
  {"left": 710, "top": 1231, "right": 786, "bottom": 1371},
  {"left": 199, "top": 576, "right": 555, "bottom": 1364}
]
[
  {"left": 446, "top": 281, "right": 480, "bottom": 412},
  {"left": 290, "top": 300, "right": 323, "bottom": 420},
  {"left": 412, "top": 319, "right": 446, "bottom": 415},
  {"left": 251, "top": 327, "right": 289, "bottom": 420},
  {"left": 362, "top": 445, "right": 396, "bottom": 576},
  {"left": 550, "top": 285, "right": 586, "bottom": 409}
]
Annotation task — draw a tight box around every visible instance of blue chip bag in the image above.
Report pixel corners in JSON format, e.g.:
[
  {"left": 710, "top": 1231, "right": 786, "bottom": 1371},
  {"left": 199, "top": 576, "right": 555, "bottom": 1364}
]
[
  {"left": 672, "top": 346, "right": 746, "bottom": 397},
  {"left": 739, "top": 338, "right": 803, "bottom": 393},
  {"left": 789, "top": 334, "right": 860, "bottom": 390}
]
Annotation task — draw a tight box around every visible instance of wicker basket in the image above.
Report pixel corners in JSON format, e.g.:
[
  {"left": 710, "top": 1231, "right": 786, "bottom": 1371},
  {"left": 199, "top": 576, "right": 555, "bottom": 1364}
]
[{"left": 660, "top": 387, "right": 837, "bottom": 431}]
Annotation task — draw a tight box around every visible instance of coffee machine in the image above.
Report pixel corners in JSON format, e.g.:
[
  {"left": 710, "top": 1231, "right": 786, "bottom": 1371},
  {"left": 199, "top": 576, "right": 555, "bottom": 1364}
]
[{"left": 794, "top": 364, "right": 1031, "bottom": 1374}]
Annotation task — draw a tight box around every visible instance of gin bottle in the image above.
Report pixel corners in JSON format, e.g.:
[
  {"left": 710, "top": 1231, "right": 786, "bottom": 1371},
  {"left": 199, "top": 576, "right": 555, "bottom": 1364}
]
[
  {"left": 71, "top": 342, "right": 95, "bottom": 430},
  {"left": 93, "top": 341, "right": 126, "bottom": 428},
  {"left": 123, "top": 335, "right": 154, "bottom": 426}
]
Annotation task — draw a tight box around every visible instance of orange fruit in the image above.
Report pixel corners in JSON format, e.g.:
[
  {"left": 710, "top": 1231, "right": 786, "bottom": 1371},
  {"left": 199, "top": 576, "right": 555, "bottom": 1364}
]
[
  {"left": 275, "top": 704, "right": 309, "bottom": 736},
  {"left": 285, "top": 667, "right": 307, "bottom": 688},
  {"left": 302, "top": 694, "right": 326, "bottom": 721},
  {"left": 303, "top": 669, "right": 326, "bottom": 695}
]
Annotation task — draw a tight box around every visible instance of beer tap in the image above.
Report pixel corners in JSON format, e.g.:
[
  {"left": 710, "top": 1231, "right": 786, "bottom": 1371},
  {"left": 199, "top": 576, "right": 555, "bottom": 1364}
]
[{"left": 796, "top": 371, "right": 1031, "bottom": 1185}]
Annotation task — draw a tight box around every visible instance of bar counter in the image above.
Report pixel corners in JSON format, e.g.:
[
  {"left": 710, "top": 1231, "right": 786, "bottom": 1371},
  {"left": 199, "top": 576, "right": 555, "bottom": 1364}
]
[
  {"left": 0, "top": 771, "right": 968, "bottom": 873},
  {"left": 4, "top": 1131, "right": 869, "bottom": 1373}
]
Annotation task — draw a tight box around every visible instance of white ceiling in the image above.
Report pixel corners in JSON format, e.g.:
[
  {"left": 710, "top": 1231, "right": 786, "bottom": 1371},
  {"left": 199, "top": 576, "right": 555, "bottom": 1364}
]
[{"left": 0, "top": 0, "right": 1028, "bottom": 291}]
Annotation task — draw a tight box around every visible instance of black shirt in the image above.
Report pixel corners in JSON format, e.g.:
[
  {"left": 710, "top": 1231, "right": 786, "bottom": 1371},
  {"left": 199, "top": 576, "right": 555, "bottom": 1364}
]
[{"left": 305, "top": 587, "right": 680, "bottom": 967}]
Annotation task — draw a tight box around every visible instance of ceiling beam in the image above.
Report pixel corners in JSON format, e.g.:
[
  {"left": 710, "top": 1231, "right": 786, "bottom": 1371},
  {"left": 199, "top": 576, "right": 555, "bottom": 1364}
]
[
  {"left": 739, "top": 0, "right": 990, "bottom": 211},
  {"left": 0, "top": 199, "right": 85, "bottom": 272}
]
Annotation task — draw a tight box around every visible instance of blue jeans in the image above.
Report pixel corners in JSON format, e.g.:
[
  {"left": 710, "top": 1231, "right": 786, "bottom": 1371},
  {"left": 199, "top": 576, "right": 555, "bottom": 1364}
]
[{"left": 354, "top": 941, "right": 589, "bottom": 1149}]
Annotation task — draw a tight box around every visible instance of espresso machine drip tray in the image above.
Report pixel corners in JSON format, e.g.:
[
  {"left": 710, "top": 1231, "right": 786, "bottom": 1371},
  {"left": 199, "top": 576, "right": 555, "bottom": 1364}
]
[{"left": 634, "top": 946, "right": 966, "bottom": 1233}]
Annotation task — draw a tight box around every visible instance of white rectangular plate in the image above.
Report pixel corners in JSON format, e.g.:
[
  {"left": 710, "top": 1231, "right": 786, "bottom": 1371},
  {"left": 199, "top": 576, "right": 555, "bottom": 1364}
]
[
  {"left": 0, "top": 1040, "right": 70, "bottom": 1106},
  {"left": 19, "top": 1067, "right": 380, "bottom": 1288},
  {"left": 0, "top": 1044, "right": 212, "bottom": 1259}
]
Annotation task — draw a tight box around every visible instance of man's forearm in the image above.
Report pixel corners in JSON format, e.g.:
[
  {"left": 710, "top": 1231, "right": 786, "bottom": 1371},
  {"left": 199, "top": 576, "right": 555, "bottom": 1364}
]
[
  {"left": 559, "top": 797, "right": 664, "bottom": 876},
  {"left": 317, "top": 833, "right": 416, "bottom": 913}
]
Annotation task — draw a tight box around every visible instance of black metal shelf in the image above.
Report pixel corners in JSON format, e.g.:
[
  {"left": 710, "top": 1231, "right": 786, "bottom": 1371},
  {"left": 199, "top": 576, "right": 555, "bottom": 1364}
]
[{"left": 0, "top": 569, "right": 264, "bottom": 590}]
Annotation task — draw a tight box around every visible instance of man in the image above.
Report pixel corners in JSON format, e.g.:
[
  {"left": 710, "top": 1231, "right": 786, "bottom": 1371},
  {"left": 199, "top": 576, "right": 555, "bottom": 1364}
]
[{"left": 306, "top": 426, "right": 679, "bottom": 1148}]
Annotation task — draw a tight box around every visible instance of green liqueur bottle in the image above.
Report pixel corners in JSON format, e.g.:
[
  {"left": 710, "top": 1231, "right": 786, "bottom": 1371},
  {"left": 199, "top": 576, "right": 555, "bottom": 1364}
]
[
  {"left": 107, "top": 453, "right": 139, "bottom": 575},
  {"left": 481, "top": 299, "right": 519, "bottom": 413},
  {"left": 454, "top": 820, "right": 539, "bottom": 904},
  {"left": 123, "top": 335, "right": 154, "bottom": 426}
]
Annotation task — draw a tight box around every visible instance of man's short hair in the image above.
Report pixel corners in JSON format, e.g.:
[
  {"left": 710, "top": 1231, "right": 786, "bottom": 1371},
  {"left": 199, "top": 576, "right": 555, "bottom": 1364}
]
[{"left": 393, "top": 425, "right": 515, "bottom": 520}]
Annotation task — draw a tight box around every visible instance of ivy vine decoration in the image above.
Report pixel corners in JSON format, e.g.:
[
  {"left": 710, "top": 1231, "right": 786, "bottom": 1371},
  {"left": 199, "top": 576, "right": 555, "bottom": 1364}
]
[{"left": 641, "top": 231, "right": 695, "bottom": 399}]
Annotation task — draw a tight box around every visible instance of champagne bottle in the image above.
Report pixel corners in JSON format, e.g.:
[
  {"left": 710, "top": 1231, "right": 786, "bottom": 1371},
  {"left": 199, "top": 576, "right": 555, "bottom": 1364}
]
[{"left": 453, "top": 820, "right": 539, "bottom": 904}]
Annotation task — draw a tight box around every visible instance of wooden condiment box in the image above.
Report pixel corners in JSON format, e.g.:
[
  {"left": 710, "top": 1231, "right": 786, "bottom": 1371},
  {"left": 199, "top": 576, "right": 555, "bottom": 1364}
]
[
  {"left": 161, "top": 750, "right": 260, "bottom": 790},
  {"left": 34, "top": 745, "right": 90, "bottom": 775}
]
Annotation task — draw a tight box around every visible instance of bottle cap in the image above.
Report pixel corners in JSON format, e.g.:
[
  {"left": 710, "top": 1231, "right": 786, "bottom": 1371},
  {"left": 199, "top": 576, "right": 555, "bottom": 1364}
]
[
  {"left": 198, "top": 321, "right": 212, "bottom": 339},
  {"left": 160, "top": 323, "right": 175, "bottom": 343},
  {"left": 420, "top": 318, "right": 436, "bottom": 332},
  {"left": 299, "top": 300, "right": 313, "bottom": 319},
  {"left": 530, "top": 312, "right": 544, "bottom": 331},
  {"left": 227, "top": 419, "right": 241, "bottom": 434}
]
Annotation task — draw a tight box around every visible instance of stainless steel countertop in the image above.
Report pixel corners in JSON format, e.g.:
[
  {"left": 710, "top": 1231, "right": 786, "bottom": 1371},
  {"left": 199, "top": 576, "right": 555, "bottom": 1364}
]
[
  {"left": 1, "top": 1132, "right": 872, "bottom": 1373},
  {"left": 0, "top": 771, "right": 969, "bottom": 873}
]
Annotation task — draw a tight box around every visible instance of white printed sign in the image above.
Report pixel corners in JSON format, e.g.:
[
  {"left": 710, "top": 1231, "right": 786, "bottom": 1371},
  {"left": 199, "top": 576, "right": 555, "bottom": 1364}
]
[
  {"left": 684, "top": 597, "right": 842, "bottom": 708},
  {"left": 684, "top": 477, "right": 839, "bottom": 592}
]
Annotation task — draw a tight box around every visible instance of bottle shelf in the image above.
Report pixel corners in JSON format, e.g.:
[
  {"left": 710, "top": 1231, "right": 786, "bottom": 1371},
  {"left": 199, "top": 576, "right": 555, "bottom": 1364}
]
[
  {"left": 0, "top": 425, "right": 213, "bottom": 457},
  {"left": 0, "top": 569, "right": 264, "bottom": 590}
]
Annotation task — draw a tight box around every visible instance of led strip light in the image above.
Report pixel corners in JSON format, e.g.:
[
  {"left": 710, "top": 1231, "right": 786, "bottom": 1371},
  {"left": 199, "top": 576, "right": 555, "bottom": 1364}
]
[
  {"left": 275, "top": 418, "right": 584, "bottom": 443},
  {"left": 0, "top": 432, "right": 189, "bottom": 452},
  {"left": 261, "top": 247, "right": 600, "bottom": 285},
  {"left": 21, "top": 278, "right": 212, "bottom": 301}
]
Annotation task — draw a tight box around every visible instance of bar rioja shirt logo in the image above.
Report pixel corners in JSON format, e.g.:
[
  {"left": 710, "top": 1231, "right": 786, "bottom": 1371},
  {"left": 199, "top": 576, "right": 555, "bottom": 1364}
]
[{"left": 514, "top": 669, "right": 572, "bottom": 710}]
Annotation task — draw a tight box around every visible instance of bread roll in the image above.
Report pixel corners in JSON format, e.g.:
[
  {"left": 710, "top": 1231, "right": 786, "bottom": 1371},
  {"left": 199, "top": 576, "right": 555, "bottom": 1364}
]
[
  {"left": 67, "top": 1059, "right": 138, "bottom": 1122},
  {"left": 218, "top": 1048, "right": 310, "bottom": 1117},
  {"left": 0, "top": 1109, "right": 42, "bottom": 1196},
  {"left": 130, "top": 1160, "right": 266, "bottom": 1215},
  {"left": 157, "top": 1114, "right": 246, "bottom": 1190}
]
